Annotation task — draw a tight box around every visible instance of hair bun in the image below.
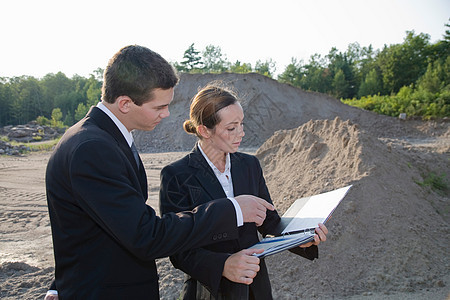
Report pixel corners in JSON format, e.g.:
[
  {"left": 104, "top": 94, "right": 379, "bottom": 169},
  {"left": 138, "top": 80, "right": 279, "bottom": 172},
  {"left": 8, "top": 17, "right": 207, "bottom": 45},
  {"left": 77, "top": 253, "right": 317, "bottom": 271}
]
[{"left": 183, "top": 120, "right": 197, "bottom": 134}]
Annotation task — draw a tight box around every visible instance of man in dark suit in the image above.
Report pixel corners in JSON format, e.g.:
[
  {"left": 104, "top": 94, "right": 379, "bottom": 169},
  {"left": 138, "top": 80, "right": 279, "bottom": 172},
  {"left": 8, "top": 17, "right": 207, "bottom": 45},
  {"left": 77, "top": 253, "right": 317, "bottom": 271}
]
[{"left": 45, "top": 45, "right": 273, "bottom": 299}]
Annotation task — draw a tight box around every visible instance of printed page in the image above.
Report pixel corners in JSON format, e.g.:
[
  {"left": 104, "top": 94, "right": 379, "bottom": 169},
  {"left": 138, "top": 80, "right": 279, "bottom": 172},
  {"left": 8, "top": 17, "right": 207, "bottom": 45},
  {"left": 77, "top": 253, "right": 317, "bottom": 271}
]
[{"left": 281, "top": 185, "right": 352, "bottom": 234}]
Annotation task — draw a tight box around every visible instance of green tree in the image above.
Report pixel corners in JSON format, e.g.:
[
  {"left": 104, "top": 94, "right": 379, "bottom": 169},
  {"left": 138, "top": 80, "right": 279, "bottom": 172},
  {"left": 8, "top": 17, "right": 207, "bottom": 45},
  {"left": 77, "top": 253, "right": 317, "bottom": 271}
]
[
  {"left": 18, "top": 76, "right": 44, "bottom": 123},
  {"left": 229, "top": 61, "right": 253, "bottom": 73},
  {"left": 0, "top": 78, "right": 12, "bottom": 126},
  {"left": 332, "top": 69, "right": 349, "bottom": 98},
  {"left": 51, "top": 108, "right": 64, "bottom": 128},
  {"left": 299, "top": 54, "right": 331, "bottom": 93},
  {"left": 417, "top": 62, "right": 443, "bottom": 93},
  {"left": 202, "top": 45, "right": 228, "bottom": 73},
  {"left": 74, "top": 103, "right": 89, "bottom": 122},
  {"left": 5, "top": 76, "right": 44, "bottom": 125},
  {"left": 254, "top": 59, "right": 276, "bottom": 78},
  {"left": 327, "top": 47, "right": 356, "bottom": 98},
  {"left": 180, "top": 43, "right": 202, "bottom": 72},
  {"left": 277, "top": 58, "right": 304, "bottom": 87},
  {"left": 358, "top": 69, "right": 381, "bottom": 97},
  {"left": 92, "top": 67, "right": 104, "bottom": 82},
  {"left": 41, "top": 72, "right": 74, "bottom": 114},
  {"left": 86, "top": 77, "right": 102, "bottom": 106},
  {"left": 378, "top": 31, "right": 431, "bottom": 93}
]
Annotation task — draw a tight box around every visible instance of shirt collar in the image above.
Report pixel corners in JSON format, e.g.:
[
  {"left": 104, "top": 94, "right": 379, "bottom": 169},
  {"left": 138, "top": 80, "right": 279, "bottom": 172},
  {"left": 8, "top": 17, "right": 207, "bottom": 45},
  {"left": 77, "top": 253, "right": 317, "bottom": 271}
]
[
  {"left": 198, "top": 143, "right": 231, "bottom": 174},
  {"left": 97, "top": 102, "right": 134, "bottom": 147}
]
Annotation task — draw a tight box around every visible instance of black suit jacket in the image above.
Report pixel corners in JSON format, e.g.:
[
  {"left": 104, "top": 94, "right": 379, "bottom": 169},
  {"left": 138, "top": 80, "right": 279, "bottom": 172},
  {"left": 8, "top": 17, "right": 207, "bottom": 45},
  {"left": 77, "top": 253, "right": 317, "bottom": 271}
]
[
  {"left": 46, "top": 107, "right": 240, "bottom": 299},
  {"left": 159, "top": 146, "right": 318, "bottom": 299}
]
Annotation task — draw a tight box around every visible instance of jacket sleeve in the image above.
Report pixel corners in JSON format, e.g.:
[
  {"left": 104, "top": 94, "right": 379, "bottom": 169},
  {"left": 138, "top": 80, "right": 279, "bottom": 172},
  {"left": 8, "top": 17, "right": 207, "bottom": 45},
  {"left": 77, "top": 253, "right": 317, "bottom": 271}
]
[{"left": 65, "top": 140, "right": 239, "bottom": 261}]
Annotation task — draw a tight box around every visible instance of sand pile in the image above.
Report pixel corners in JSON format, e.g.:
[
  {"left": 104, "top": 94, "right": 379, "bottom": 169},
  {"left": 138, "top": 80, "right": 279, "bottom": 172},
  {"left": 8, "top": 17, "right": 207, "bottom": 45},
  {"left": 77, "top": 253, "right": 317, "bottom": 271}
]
[{"left": 255, "top": 117, "right": 449, "bottom": 298}]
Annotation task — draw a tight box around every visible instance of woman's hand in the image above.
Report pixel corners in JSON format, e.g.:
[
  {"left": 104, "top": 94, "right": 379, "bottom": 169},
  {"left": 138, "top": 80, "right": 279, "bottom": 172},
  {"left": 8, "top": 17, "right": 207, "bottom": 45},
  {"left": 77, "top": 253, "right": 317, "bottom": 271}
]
[
  {"left": 300, "top": 223, "right": 328, "bottom": 248},
  {"left": 222, "top": 248, "right": 264, "bottom": 284}
]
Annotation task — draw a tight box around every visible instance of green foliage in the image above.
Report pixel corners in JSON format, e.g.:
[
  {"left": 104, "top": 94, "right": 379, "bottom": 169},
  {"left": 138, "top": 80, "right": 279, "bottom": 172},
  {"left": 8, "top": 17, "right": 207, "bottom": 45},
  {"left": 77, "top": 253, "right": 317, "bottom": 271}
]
[
  {"left": 342, "top": 85, "right": 449, "bottom": 119},
  {"left": 0, "top": 68, "right": 103, "bottom": 127},
  {"left": 378, "top": 31, "right": 431, "bottom": 94},
  {"left": 254, "top": 59, "right": 276, "bottom": 78},
  {"left": 74, "top": 103, "right": 89, "bottom": 122},
  {"left": 36, "top": 115, "right": 50, "bottom": 126},
  {"left": 341, "top": 23, "right": 450, "bottom": 119},
  {"left": 358, "top": 69, "right": 381, "bottom": 97},
  {"left": 51, "top": 108, "right": 65, "bottom": 128},
  {"left": 25, "top": 138, "right": 60, "bottom": 152},
  {"left": 202, "top": 45, "right": 229, "bottom": 73},
  {"left": 332, "top": 69, "right": 349, "bottom": 98},
  {"left": 179, "top": 43, "right": 203, "bottom": 72},
  {"left": 416, "top": 172, "right": 448, "bottom": 193},
  {"left": 229, "top": 61, "right": 253, "bottom": 73},
  {"left": 278, "top": 58, "right": 304, "bottom": 86}
]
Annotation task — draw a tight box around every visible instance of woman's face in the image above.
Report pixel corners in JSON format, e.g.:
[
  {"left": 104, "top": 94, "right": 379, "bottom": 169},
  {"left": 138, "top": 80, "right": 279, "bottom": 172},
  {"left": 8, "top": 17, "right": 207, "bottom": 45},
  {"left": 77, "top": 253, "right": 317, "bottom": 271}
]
[{"left": 208, "top": 103, "right": 245, "bottom": 154}]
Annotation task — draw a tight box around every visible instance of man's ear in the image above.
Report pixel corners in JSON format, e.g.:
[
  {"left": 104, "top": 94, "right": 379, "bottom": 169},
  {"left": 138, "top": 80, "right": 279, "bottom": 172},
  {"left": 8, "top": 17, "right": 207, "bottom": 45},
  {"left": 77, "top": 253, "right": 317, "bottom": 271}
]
[
  {"left": 197, "top": 125, "right": 211, "bottom": 139},
  {"left": 117, "top": 96, "right": 133, "bottom": 113}
]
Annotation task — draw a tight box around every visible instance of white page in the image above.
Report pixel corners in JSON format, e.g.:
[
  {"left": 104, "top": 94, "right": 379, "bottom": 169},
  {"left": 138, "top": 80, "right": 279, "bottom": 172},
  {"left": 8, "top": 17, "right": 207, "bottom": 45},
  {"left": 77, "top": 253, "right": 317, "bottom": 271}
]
[{"left": 281, "top": 185, "right": 352, "bottom": 234}]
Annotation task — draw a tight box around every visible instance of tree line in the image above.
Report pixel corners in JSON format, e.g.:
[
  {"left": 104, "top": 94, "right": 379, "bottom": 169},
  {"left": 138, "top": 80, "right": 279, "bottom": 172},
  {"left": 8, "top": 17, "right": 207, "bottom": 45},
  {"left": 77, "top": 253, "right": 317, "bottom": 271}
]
[{"left": 0, "top": 22, "right": 448, "bottom": 127}]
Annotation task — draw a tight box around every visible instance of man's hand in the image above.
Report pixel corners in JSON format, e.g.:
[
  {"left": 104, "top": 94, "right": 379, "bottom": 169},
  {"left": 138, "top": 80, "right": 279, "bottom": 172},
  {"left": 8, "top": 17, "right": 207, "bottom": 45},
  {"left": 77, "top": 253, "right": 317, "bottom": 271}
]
[
  {"left": 235, "top": 195, "right": 274, "bottom": 226},
  {"left": 300, "top": 223, "right": 329, "bottom": 248},
  {"left": 44, "top": 293, "right": 59, "bottom": 300},
  {"left": 222, "top": 248, "right": 264, "bottom": 284}
]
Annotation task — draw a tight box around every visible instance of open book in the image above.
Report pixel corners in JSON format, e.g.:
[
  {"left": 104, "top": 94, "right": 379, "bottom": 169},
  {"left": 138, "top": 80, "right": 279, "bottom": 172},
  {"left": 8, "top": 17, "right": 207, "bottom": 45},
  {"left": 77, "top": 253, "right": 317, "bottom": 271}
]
[{"left": 249, "top": 185, "right": 352, "bottom": 258}]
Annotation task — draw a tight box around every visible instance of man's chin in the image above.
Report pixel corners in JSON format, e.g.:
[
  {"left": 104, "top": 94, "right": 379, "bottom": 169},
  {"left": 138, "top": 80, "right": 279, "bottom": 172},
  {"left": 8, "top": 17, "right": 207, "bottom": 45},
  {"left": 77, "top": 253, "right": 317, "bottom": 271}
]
[{"left": 142, "top": 124, "right": 158, "bottom": 131}]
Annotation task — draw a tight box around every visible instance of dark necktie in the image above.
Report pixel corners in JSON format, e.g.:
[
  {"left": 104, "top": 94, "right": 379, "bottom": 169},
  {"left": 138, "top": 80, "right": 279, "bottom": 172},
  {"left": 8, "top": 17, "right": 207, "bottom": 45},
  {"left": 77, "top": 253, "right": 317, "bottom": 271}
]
[{"left": 131, "top": 142, "right": 140, "bottom": 169}]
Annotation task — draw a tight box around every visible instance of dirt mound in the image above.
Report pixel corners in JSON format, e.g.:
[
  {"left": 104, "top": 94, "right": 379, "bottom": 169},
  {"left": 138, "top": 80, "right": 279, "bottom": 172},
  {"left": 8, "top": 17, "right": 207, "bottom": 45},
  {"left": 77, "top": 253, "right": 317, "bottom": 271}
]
[
  {"left": 255, "top": 117, "right": 449, "bottom": 298},
  {"left": 0, "top": 262, "right": 54, "bottom": 299},
  {"left": 134, "top": 73, "right": 436, "bottom": 153}
]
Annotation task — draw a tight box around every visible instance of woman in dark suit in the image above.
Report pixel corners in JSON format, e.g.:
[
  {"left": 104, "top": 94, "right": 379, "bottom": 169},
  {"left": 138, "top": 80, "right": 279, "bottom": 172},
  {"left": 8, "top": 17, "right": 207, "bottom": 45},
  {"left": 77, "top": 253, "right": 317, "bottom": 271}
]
[{"left": 159, "top": 83, "right": 328, "bottom": 299}]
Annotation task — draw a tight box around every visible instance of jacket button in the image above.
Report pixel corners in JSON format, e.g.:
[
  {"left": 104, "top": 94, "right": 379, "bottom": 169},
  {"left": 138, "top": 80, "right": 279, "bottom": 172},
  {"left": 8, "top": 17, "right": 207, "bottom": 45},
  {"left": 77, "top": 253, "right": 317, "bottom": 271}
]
[
  {"left": 218, "top": 233, "right": 222, "bottom": 239},
  {"left": 213, "top": 235, "right": 217, "bottom": 241},
  {"left": 223, "top": 233, "right": 228, "bottom": 238}
]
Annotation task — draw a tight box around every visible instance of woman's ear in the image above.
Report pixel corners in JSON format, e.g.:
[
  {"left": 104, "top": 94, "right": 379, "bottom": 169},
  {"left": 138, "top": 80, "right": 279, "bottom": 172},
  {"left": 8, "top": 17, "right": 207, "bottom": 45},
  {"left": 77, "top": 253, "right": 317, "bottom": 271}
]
[
  {"left": 197, "top": 125, "right": 211, "bottom": 139},
  {"left": 117, "top": 96, "right": 133, "bottom": 113}
]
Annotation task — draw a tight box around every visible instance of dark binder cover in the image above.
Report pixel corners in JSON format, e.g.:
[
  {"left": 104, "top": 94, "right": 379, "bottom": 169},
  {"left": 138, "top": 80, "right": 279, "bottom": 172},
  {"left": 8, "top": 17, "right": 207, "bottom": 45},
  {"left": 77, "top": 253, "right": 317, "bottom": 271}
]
[{"left": 249, "top": 185, "right": 352, "bottom": 258}]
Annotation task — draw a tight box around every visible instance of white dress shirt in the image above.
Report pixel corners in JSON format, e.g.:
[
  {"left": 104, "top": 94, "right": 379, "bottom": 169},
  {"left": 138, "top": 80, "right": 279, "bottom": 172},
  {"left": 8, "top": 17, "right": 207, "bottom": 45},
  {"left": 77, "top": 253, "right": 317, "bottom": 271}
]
[{"left": 198, "top": 143, "right": 243, "bottom": 226}]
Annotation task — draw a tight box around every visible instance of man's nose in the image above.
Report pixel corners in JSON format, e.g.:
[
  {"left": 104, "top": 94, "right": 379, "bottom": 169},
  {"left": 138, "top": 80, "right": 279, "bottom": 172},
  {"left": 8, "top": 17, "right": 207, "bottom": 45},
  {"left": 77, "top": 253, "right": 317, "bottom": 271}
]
[{"left": 161, "top": 108, "right": 170, "bottom": 118}]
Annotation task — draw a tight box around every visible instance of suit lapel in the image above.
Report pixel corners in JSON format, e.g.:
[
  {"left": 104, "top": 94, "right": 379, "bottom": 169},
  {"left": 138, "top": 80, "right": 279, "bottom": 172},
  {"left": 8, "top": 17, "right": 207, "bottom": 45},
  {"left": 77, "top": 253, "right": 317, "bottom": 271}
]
[
  {"left": 87, "top": 107, "right": 148, "bottom": 198},
  {"left": 188, "top": 146, "right": 226, "bottom": 202}
]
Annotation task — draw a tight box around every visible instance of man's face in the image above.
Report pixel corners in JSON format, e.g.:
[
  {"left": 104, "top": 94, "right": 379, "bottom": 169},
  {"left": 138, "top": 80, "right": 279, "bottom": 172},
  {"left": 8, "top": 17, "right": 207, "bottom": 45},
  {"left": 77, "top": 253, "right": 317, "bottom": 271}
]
[{"left": 128, "top": 88, "right": 174, "bottom": 131}]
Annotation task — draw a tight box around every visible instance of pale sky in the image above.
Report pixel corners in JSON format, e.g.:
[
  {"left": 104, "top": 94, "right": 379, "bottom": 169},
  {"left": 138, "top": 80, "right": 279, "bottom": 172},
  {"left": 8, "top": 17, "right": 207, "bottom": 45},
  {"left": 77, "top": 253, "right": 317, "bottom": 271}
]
[{"left": 2, "top": 0, "right": 449, "bottom": 79}]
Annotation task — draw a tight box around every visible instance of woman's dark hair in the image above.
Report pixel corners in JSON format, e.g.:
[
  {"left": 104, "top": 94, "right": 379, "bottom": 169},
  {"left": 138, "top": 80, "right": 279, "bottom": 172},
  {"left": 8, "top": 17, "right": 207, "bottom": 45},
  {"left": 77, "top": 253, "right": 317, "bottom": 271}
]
[{"left": 102, "top": 45, "right": 179, "bottom": 106}]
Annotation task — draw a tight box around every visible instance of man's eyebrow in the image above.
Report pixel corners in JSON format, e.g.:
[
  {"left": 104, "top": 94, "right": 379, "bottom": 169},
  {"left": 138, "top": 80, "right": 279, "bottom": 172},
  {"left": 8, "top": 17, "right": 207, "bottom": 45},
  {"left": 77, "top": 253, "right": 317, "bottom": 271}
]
[{"left": 155, "top": 103, "right": 170, "bottom": 108}]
